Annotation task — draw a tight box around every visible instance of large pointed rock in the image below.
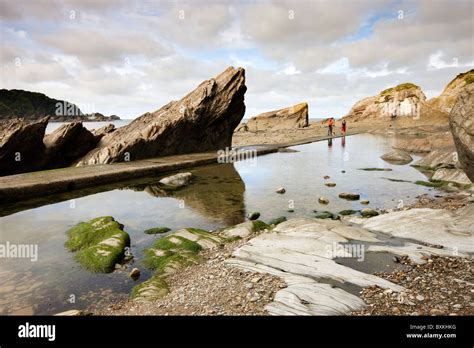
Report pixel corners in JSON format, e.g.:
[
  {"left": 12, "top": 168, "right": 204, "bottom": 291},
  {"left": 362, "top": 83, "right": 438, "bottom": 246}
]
[
  {"left": 246, "top": 102, "right": 308, "bottom": 132},
  {"left": 44, "top": 122, "right": 100, "bottom": 168},
  {"left": 76, "top": 67, "right": 246, "bottom": 165},
  {"left": 0, "top": 117, "right": 49, "bottom": 176},
  {"left": 449, "top": 83, "right": 474, "bottom": 181}
]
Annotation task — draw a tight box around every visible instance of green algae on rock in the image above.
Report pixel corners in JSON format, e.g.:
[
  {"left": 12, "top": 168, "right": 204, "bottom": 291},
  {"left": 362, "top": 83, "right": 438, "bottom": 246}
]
[
  {"left": 65, "top": 216, "right": 130, "bottom": 273},
  {"left": 144, "top": 227, "right": 171, "bottom": 235},
  {"left": 131, "top": 276, "right": 169, "bottom": 302}
]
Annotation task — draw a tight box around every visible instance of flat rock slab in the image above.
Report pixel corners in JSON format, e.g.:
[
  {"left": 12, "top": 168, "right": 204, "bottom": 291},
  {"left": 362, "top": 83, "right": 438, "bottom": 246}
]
[
  {"left": 226, "top": 209, "right": 474, "bottom": 315},
  {"left": 226, "top": 218, "right": 404, "bottom": 315},
  {"left": 349, "top": 206, "right": 474, "bottom": 253}
]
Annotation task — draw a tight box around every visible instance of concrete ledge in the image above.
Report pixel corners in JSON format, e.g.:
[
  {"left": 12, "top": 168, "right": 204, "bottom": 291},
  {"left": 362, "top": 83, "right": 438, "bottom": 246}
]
[
  {"left": 0, "top": 147, "right": 276, "bottom": 202},
  {"left": 0, "top": 133, "right": 355, "bottom": 203}
]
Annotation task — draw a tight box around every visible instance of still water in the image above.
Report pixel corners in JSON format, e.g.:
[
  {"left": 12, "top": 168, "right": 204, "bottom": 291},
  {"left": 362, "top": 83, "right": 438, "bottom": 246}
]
[{"left": 0, "top": 134, "right": 435, "bottom": 314}]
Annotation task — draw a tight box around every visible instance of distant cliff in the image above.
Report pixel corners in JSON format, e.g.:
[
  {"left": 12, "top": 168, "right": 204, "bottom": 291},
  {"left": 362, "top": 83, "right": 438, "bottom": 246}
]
[{"left": 0, "top": 89, "right": 120, "bottom": 122}]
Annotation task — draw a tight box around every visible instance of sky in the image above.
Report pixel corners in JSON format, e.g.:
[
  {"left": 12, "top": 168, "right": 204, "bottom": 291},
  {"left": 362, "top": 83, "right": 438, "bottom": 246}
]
[{"left": 1, "top": 0, "right": 473, "bottom": 119}]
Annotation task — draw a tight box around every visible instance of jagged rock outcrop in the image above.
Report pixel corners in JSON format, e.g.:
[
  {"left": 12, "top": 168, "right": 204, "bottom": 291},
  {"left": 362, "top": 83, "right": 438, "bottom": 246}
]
[
  {"left": 92, "top": 124, "right": 116, "bottom": 138},
  {"left": 449, "top": 83, "right": 474, "bottom": 181},
  {"left": 43, "top": 122, "right": 100, "bottom": 168},
  {"left": 76, "top": 67, "right": 246, "bottom": 165},
  {"left": 428, "top": 69, "right": 474, "bottom": 114},
  {"left": 245, "top": 102, "right": 308, "bottom": 132},
  {"left": 343, "top": 84, "right": 426, "bottom": 122},
  {"left": 0, "top": 117, "right": 49, "bottom": 175}
]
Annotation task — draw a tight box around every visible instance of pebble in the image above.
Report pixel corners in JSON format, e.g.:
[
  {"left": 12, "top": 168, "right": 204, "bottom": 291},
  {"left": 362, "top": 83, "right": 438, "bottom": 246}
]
[
  {"left": 129, "top": 268, "right": 140, "bottom": 280},
  {"left": 276, "top": 187, "right": 286, "bottom": 194}
]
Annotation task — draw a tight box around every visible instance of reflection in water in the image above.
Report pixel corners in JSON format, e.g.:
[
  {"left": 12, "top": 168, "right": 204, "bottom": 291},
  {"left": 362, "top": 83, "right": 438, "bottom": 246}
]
[
  {"left": 341, "top": 136, "right": 346, "bottom": 148},
  {"left": 129, "top": 164, "right": 246, "bottom": 226},
  {"left": 0, "top": 134, "right": 435, "bottom": 315}
]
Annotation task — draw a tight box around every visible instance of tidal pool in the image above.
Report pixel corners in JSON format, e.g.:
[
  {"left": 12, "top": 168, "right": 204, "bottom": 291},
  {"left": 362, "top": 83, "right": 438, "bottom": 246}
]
[{"left": 0, "top": 134, "right": 435, "bottom": 314}]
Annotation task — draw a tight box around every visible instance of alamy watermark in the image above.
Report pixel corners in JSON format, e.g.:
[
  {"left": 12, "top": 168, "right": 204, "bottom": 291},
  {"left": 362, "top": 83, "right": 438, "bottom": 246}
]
[
  {"left": 217, "top": 147, "right": 257, "bottom": 166},
  {"left": 0, "top": 241, "right": 38, "bottom": 262},
  {"left": 325, "top": 242, "right": 365, "bottom": 262}
]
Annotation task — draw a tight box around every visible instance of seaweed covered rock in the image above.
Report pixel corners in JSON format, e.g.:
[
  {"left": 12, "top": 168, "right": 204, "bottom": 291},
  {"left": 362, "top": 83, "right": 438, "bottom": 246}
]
[
  {"left": 142, "top": 228, "right": 224, "bottom": 275},
  {"left": 65, "top": 216, "right": 130, "bottom": 273},
  {"left": 132, "top": 227, "right": 225, "bottom": 302},
  {"left": 131, "top": 276, "right": 169, "bottom": 302}
]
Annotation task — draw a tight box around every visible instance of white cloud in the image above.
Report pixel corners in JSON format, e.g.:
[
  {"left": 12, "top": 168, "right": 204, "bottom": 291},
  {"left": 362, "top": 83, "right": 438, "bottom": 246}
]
[{"left": 0, "top": 0, "right": 472, "bottom": 119}]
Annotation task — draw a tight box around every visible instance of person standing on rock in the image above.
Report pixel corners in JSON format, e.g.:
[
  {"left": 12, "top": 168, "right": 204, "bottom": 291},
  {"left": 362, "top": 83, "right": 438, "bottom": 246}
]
[{"left": 341, "top": 119, "right": 347, "bottom": 135}]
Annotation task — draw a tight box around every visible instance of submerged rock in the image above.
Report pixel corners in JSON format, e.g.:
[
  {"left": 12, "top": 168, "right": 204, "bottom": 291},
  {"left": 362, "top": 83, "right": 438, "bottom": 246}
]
[
  {"left": 276, "top": 187, "right": 286, "bottom": 194},
  {"left": 315, "top": 211, "right": 338, "bottom": 220},
  {"left": 381, "top": 150, "right": 413, "bottom": 165},
  {"left": 360, "top": 208, "right": 379, "bottom": 217},
  {"left": 247, "top": 212, "right": 261, "bottom": 220},
  {"left": 65, "top": 216, "right": 130, "bottom": 273},
  {"left": 76, "top": 67, "right": 247, "bottom": 165},
  {"left": 144, "top": 227, "right": 171, "bottom": 235},
  {"left": 450, "top": 83, "right": 474, "bottom": 181},
  {"left": 159, "top": 172, "right": 193, "bottom": 187},
  {"left": 318, "top": 196, "right": 329, "bottom": 204},
  {"left": 268, "top": 216, "right": 287, "bottom": 226},
  {"left": 338, "top": 209, "right": 359, "bottom": 216},
  {"left": 324, "top": 182, "right": 336, "bottom": 187},
  {"left": 129, "top": 268, "right": 141, "bottom": 280},
  {"left": 339, "top": 192, "right": 360, "bottom": 200},
  {"left": 246, "top": 102, "right": 308, "bottom": 132}
]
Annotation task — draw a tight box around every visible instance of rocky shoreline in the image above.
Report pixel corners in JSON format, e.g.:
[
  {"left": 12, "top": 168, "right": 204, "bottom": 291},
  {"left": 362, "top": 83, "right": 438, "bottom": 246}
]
[{"left": 81, "top": 189, "right": 474, "bottom": 316}]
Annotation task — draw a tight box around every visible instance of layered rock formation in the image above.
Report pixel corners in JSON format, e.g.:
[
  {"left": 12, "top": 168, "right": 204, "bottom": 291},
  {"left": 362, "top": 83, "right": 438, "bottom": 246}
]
[
  {"left": 428, "top": 69, "right": 474, "bottom": 114},
  {"left": 0, "top": 119, "right": 103, "bottom": 175},
  {"left": 449, "top": 83, "right": 474, "bottom": 181},
  {"left": 76, "top": 67, "right": 246, "bottom": 165},
  {"left": 343, "top": 83, "right": 426, "bottom": 122},
  {"left": 43, "top": 122, "right": 100, "bottom": 168},
  {"left": 0, "top": 117, "right": 49, "bottom": 175},
  {"left": 244, "top": 102, "right": 308, "bottom": 132}
]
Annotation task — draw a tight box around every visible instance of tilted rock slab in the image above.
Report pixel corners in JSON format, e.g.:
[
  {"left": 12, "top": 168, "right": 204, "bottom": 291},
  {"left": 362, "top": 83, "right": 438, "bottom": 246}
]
[
  {"left": 450, "top": 83, "right": 474, "bottom": 181},
  {"left": 76, "top": 67, "right": 246, "bottom": 165},
  {"left": 246, "top": 102, "right": 308, "bottom": 132},
  {"left": 44, "top": 122, "right": 99, "bottom": 168},
  {"left": 0, "top": 117, "right": 49, "bottom": 175}
]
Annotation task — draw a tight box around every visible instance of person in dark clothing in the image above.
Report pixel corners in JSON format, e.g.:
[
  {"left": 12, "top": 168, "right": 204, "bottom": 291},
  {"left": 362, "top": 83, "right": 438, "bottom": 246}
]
[{"left": 341, "top": 119, "right": 347, "bottom": 135}]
